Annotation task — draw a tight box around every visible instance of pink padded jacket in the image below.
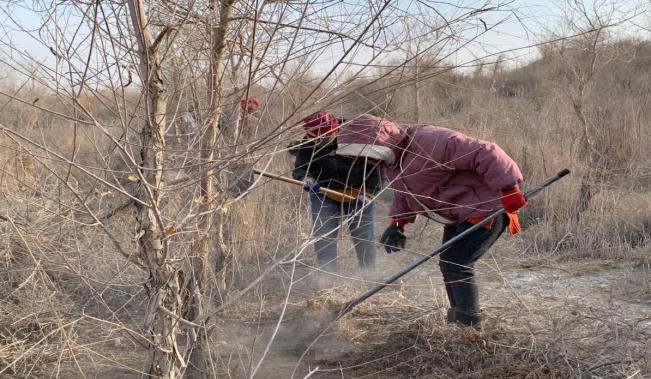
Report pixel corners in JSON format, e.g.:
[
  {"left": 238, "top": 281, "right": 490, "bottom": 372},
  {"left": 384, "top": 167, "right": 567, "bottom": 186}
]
[{"left": 337, "top": 114, "right": 523, "bottom": 224}]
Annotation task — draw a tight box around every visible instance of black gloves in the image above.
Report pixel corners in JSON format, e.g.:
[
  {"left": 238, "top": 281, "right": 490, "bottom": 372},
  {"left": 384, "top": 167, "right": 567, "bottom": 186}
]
[{"left": 380, "top": 224, "right": 406, "bottom": 253}]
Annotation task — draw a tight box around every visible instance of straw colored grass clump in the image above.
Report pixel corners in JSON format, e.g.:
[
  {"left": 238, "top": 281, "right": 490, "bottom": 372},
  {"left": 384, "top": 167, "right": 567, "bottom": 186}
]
[{"left": 308, "top": 286, "right": 649, "bottom": 378}]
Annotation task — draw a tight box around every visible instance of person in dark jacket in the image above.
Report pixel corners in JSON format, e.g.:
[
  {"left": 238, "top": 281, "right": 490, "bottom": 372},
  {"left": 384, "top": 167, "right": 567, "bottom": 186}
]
[
  {"left": 290, "top": 112, "right": 381, "bottom": 274},
  {"left": 336, "top": 114, "right": 527, "bottom": 329}
]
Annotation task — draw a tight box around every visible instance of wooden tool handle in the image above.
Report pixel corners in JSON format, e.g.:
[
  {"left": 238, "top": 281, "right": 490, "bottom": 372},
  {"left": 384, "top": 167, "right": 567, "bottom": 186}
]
[{"left": 252, "top": 169, "right": 357, "bottom": 201}]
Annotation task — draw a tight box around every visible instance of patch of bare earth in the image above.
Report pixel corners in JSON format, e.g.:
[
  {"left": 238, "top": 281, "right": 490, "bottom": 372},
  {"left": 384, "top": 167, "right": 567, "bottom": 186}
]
[{"left": 216, "top": 255, "right": 650, "bottom": 378}]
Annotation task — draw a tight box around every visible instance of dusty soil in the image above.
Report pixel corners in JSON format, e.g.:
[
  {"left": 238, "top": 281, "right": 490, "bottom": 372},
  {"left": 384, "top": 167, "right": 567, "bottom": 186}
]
[
  {"left": 3, "top": 215, "right": 649, "bottom": 378},
  {"left": 204, "top": 211, "right": 651, "bottom": 378},
  {"left": 213, "top": 257, "right": 650, "bottom": 378}
]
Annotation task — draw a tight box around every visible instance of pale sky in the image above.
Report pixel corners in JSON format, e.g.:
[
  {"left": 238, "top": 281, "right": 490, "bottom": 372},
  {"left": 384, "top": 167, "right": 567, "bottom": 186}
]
[{"left": 0, "top": 0, "right": 648, "bottom": 86}]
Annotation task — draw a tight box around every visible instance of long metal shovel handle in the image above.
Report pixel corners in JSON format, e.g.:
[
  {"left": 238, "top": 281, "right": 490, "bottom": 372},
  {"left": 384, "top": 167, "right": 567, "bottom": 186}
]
[{"left": 334, "top": 168, "right": 571, "bottom": 320}]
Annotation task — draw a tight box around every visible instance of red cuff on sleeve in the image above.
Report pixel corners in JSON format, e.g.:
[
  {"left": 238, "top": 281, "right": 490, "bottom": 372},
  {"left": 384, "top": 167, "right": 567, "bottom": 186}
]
[{"left": 390, "top": 218, "right": 408, "bottom": 227}]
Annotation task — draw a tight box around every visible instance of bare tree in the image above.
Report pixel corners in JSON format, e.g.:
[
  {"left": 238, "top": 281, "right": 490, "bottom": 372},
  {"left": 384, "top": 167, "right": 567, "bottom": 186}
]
[
  {"left": 127, "top": 1, "right": 187, "bottom": 377},
  {"left": 546, "top": 0, "right": 638, "bottom": 217},
  {"left": 182, "top": 0, "right": 237, "bottom": 376},
  {"left": 0, "top": 1, "right": 602, "bottom": 377}
]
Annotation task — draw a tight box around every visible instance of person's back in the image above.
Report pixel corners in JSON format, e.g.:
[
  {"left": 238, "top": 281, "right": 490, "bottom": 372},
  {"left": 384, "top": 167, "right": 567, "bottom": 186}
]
[
  {"left": 290, "top": 136, "right": 381, "bottom": 199},
  {"left": 336, "top": 114, "right": 527, "bottom": 329}
]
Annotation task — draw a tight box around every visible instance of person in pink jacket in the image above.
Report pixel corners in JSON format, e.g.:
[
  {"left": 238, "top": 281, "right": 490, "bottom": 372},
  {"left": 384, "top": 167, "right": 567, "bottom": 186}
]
[{"left": 336, "top": 114, "right": 527, "bottom": 329}]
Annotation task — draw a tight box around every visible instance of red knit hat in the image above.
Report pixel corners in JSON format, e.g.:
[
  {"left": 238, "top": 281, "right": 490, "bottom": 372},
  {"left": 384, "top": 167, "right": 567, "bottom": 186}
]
[
  {"left": 303, "top": 112, "right": 339, "bottom": 138},
  {"left": 240, "top": 98, "right": 260, "bottom": 113}
]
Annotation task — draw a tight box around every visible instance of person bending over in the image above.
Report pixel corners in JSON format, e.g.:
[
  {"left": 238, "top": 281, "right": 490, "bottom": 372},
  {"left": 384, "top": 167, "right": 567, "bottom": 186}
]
[{"left": 336, "top": 114, "right": 526, "bottom": 329}]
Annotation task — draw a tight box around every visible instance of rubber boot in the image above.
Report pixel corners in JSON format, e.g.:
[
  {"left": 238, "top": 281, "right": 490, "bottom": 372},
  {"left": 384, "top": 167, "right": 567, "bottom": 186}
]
[
  {"left": 446, "top": 308, "right": 456, "bottom": 324},
  {"left": 444, "top": 282, "right": 456, "bottom": 324},
  {"left": 453, "top": 309, "right": 483, "bottom": 331},
  {"left": 444, "top": 279, "right": 482, "bottom": 330}
]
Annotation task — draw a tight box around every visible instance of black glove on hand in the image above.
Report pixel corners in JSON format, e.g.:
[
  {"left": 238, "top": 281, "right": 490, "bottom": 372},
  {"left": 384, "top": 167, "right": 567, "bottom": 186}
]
[{"left": 380, "top": 224, "right": 406, "bottom": 253}]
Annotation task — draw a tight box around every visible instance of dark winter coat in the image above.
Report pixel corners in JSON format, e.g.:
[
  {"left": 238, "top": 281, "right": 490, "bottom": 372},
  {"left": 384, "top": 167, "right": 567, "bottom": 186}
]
[{"left": 289, "top": 137, "right": 382, "bottom": 195}]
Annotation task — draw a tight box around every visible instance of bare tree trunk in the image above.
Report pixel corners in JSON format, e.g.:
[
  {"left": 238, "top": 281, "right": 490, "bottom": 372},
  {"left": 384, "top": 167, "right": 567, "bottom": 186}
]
[
  {"left": 572, "top": 98, "right": 596, "bottom": 216},
  {"left": 570, "top": 27, "right": 603, "bottom": 218},
  {"left": 127, "top": 1, "right": 183, "bottom": 377},
  {"left": 185, "top": 0, "right": 236, "bottom": 377}
]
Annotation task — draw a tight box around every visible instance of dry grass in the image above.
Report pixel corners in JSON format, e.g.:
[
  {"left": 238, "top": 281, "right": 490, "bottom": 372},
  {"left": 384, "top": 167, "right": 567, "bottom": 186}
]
[
  {"left": 312, "top": 294, "right": 649, "bottom": 378},
  {"left": 0, "top": 35, "right": 649, "bottom": 377}
]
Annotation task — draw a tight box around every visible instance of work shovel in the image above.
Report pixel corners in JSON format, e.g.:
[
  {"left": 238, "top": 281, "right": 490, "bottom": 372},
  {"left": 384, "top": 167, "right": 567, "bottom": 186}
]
[{"left": 222, "top": 162, "right": 356, "bottom": 201}]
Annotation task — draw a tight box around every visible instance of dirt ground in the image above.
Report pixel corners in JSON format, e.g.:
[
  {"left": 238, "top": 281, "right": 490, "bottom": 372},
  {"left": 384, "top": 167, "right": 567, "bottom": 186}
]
[
  {"left": 210, "top": 250, "right": 650, "bottom": 378},
  {"left": 197, "top": 205, "right": 651, "bottom": 379},
  {"left": 2, "top": 213, "right": 649, "bottom": 378}
]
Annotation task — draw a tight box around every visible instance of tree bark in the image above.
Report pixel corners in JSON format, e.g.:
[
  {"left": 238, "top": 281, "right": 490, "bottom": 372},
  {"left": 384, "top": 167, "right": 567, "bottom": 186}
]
[
  {"left": 573, "top": 99, "right": 596, "bottom": 217},
  {"left": 127, "top": 1, "right": 183, "bottom": 378},
  {"left": 185, "top": 0, "right": 236, "bottom": 377},
  {"left": 569, "top": 28, "right": 602, "bottom": 218}
]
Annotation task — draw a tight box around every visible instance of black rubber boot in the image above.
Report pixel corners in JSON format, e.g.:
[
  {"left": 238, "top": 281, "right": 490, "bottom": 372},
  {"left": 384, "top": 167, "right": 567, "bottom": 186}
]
[
  {"left": 446, "top": 308, "right": 456, "bottom": 323},
  {"left": 443, "top": 278, "right": 482, "bottom": 330},
  {"left": 453, "top": 309, "right": 483, "bottom": 331}
]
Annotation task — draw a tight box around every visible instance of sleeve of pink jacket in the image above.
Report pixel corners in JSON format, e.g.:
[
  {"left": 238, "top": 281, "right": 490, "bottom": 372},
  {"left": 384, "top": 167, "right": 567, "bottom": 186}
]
[
  {"left": 445, "top": 134, "right": 523, "bottom": 191},
  {"left": 388, "top": 191, "right": 417, "bottom": 224}
]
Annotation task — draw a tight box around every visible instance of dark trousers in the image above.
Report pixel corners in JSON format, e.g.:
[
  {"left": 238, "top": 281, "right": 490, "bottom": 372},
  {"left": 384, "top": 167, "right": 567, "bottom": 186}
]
[{"left": 439, "top": 214, "right": 507, "bottom": 315}]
